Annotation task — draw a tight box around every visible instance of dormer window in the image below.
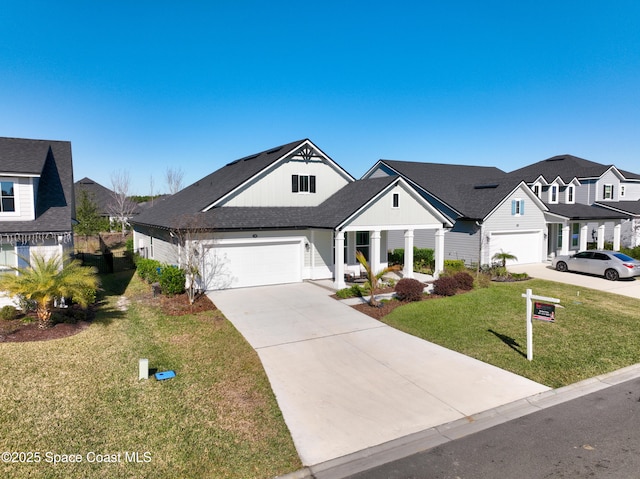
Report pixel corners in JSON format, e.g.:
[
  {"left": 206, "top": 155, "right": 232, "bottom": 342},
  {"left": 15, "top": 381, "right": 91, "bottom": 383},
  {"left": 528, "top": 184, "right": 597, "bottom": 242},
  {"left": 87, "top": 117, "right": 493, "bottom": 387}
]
[
  {"left": 292, "top": 175, "right": 316, "bottom": 193},
  {"left": 549, "top": 185, "right": 558, "bottom": 204},
  {"left": 0, "top": 181, "right": 15, "bottom": 212},
  {"left": 533, "top": 184, "right": 541, "bottom": 198},
  {"left": 603, "top": 184, "right": 613, "bottom": 200},
  {"left": 566, "top": 185, "right": 575, "bottom": 204}
]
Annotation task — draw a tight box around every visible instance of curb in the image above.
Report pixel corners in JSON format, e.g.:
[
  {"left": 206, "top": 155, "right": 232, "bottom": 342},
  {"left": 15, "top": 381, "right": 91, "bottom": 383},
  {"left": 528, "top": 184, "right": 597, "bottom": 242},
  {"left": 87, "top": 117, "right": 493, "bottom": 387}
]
[{"left": 274, "top": 363, "right": 640, "bottom": 479}]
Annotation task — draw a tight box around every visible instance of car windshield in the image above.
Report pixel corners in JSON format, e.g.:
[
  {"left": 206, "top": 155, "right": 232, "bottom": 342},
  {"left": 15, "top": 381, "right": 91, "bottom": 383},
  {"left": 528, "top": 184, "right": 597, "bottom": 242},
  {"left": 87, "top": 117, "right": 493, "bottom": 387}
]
[{"left": 613, "top": 253, "right": 635, "bottom": 262}]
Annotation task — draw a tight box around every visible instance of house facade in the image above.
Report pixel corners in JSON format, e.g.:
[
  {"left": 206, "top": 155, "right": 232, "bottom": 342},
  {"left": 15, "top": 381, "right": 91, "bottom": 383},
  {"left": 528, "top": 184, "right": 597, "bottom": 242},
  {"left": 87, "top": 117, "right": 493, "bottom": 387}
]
[
  {"left": 363, "top": 154, "right": 638, "bottom": 268},
  {"left": 509, "top": 155, "right": 640, "bottom": 255},
  {"left": 0, "top": 137, "right": 76, "bottom": 305},
  {"left": 131, "top": 139, "right": 451, "bottom": 291}
]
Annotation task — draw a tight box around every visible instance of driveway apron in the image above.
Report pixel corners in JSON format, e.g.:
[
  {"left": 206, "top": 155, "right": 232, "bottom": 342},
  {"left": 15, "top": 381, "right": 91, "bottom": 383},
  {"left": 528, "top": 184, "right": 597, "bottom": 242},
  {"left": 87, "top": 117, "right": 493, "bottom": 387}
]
[
  {"left": 208, "top": 282, "right": 550, "bottom": 466},
  {"left": 508, "top": 263, "right": 640, "bottom": 299}
]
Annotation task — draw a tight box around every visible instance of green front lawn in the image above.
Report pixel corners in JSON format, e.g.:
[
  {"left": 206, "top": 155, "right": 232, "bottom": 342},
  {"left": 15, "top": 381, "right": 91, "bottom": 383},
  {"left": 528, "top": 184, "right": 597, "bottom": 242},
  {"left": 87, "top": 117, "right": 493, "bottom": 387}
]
[
  {"left": 0, "top": 271, "right": 300, "bottom": 479},
  {"left": 382, "top": 279, "right": 640, "bottom": 388}
]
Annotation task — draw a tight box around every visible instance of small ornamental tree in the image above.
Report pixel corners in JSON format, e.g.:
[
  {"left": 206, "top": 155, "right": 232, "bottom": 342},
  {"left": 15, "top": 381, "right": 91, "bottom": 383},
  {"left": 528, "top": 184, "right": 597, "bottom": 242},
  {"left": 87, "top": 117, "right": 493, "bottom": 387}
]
[
  {"left": 356, "top": 251, "right": 401, "bottom": 307},
  {"left": 491, "top": 249, "right": 518, "bottom": 268},
  {"left": 0, "top": 254, "right": 99, "bottom": 329}
]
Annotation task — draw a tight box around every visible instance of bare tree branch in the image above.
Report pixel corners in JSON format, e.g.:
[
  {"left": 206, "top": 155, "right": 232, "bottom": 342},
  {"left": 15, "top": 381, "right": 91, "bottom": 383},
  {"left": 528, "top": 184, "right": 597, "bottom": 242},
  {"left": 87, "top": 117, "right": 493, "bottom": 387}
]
[
  {"left": 108, "top": 170, "right": 137, "bottom": 237},
  {"left": 165, "top": 167, "right": 185, "bottom": 195}
]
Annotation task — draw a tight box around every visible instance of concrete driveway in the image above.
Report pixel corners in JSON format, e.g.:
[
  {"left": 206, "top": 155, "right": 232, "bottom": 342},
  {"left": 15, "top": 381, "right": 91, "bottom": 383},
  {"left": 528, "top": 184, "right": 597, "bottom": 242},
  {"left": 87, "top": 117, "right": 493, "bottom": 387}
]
[
  {"left": 508, "top": 262, "right": 640, "bottom": 299},
  {"left": 208, "top": 282, "right": 549, "bottom": 466}
]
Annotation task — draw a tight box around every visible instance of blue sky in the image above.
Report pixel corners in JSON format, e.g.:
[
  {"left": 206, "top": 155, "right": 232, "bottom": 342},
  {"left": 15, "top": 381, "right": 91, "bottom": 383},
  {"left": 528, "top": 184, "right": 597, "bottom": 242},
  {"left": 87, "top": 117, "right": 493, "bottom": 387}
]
[{"left": 2, "top": 1, "right": 640, "bottom": 195}]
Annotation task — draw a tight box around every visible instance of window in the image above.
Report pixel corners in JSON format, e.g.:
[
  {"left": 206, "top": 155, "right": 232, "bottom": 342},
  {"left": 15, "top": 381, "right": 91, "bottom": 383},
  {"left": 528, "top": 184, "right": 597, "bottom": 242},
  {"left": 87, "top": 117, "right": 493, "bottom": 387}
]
[
  {"left": 533, "top": 184, "right": 540, "bottom": 197},
  {"left": 291, "top": 175, "right": 316, "bottom": 193},
  {"left": 511, "top": 199, "right": 525, "bottom": 216},
  {"left": 549, "top": 185, "right": 558, "bottom": 203},
  {"left": 557, "top": 226, "right": 563, "bottom": 248},
  {"left": 567, "top": 185, "right": 574, "bottom": 203},
  {"left": 0, "top": 181, "right": 15, "bottom": 212},
  {"left": 392, "top": 193, "right": 399, "bottom": 208},
  {"left": 571, "top": 223, "right": 580, "bottom": 248},
  {"left": 603, "top": 184, "right": 613, "bottom": 200},
  {"left": 620, "top": 185, "right": 626, "bottom": 198},
  {"left": 0, "top": 244, "right": 16, "bottom": 270},
  {"left": 356, "top": 231, "right": 370, "bottom": 261}
]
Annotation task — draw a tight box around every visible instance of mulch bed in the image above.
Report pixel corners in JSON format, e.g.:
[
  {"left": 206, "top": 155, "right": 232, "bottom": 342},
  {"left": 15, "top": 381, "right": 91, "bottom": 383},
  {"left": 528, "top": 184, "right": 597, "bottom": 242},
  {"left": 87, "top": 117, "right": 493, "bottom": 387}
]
[{"left": 157, "top": 292, "right": 217, "bottom": 316}]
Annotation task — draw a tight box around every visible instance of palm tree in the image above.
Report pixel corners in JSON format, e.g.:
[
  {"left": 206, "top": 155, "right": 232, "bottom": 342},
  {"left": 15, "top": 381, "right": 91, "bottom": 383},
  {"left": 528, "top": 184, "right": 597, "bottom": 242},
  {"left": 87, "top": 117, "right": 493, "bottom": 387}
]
[
  {"left": 355, "top": 250, "right": 402, "bottom": 307},
  {"left": 0, "top": 254, "right": 99, "bottom": 329},
  {"left": 491, "top": 249, "right": 518, "bottom": 268}
]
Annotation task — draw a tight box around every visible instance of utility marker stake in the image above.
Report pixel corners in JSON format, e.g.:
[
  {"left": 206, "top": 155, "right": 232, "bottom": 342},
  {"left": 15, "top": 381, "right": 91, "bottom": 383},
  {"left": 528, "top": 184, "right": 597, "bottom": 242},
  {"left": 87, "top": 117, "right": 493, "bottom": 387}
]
[{"left": 139, "top": 358, "right": 149, "bottom": 380}]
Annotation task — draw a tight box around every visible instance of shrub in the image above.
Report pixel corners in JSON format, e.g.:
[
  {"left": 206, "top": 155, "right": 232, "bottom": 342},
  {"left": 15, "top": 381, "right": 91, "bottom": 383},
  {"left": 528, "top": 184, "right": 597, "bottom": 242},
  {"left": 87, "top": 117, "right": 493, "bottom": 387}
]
[
  {"left": 15, "top": 294, "right": 36, "bottom": 313},
  {"left": 414, "top": 248, "right": 435, "bottom": 271},
  {"left": 388, "top": 249, "right": 404, "bottom": 265},
  {"left": 453, "top": 272, "right": 474, "bottom": 291},
  {"left": 395, "top": 278, "right": 425, "bottom": 302},
  {"left": 159, "top": 265, "right": 186, "bottom": 296},
  {"left": 474, "top": 272, "right": 492, "bottom": 289},
  {"left": 136, "top": 258, "right": 162, "bottom": 283},
  {"left": 621, "top": 246, "right": 640, "bottom": 259},
  {"left": 432, "top": 276, "right": 458, "bottom": 296},
  {"left": 0, "top": 305, "right": 18, "bottom": 321},
  {"left": 443, "top": 259, "right": 466, "bottom": 274},
  {"left": 336, "top": 285, "right": 364, "bottom": 299}
]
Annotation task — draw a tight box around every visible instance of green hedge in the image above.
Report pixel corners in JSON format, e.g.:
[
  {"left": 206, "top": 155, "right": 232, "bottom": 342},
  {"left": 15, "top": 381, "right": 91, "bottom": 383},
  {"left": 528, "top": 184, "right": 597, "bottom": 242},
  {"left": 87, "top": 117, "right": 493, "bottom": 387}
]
[{"left": 388, "top": 247, "right": 435, "bottom": 271}]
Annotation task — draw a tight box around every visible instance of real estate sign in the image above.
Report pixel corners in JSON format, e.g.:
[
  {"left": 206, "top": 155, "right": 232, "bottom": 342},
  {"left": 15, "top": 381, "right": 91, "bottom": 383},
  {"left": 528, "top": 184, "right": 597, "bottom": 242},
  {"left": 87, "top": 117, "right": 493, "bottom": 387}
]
[{"left": 533, "top": 302, "right": 555, "bottom": 322}]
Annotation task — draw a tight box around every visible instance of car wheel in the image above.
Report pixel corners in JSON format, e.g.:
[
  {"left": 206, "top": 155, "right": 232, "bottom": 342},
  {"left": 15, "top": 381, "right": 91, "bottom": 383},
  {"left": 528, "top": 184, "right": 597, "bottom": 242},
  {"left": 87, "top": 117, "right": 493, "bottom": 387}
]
[
  {"left": 605, "top": 269, "right": 619, "bottom": 281},
  {"left": 556, "top": 261, "right": 568, "bottom": 272}
]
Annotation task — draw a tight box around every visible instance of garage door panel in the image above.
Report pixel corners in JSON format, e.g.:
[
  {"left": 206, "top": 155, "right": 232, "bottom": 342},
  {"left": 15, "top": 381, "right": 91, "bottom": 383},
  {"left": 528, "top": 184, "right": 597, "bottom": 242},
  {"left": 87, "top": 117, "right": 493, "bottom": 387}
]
[
  {"left": 204, "top": 240, "right": 302, "bottom": 290},
  {"left": 489, "top": 231, "right": 541, "bottom": 266}
]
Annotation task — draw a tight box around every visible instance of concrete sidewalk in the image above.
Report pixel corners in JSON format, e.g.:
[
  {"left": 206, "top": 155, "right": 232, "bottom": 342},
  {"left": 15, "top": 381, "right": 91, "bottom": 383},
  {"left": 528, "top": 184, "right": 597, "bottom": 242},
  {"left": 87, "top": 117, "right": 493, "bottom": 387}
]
[{"left": 208, "top": 282, "right": 550, "bottom": 466}]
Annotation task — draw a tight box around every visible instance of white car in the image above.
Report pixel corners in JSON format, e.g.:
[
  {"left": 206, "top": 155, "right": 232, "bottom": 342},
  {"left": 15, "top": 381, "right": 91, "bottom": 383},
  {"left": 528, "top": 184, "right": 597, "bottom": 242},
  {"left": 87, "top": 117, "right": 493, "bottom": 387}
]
[{"left": 552, "top": 250, "right": 640, "bottom": 281}]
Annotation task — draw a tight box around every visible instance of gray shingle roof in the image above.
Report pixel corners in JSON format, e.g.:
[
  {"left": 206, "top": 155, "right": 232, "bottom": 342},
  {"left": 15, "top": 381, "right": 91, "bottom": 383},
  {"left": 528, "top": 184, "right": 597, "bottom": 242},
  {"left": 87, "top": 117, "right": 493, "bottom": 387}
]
[
  {"left": 75, "top": 177, "right": 140, "bottom": 216},
  {"left": 544, "top": 202, "right": 631, "bottom": 220},
  {"left": 508, "top": 154, "right": 640, "bottom": 182},
  {"left": 0, "top": 137, "right": 74, "bottom": 235},
  {"left": 132, "top": 176, "right": 400, "bottom": 231},
  {"left": 377, "top": 160, "right": 516, "bottom": 219},
  {"left": 132, "top": 139, "right": 310, "bottom": 229},
  {"left": 594, "top": 200, "right": 640, "bottom": 216}
]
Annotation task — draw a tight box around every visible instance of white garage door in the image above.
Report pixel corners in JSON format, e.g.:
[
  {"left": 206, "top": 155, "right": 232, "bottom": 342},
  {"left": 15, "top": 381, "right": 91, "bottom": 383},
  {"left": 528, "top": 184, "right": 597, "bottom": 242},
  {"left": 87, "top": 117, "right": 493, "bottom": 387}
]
[
  {"left": 203, "top": 239, "right": 302, "bottom": 290},
  {"left": 489, "top": 231, "right": 542, "bottom": 265}
]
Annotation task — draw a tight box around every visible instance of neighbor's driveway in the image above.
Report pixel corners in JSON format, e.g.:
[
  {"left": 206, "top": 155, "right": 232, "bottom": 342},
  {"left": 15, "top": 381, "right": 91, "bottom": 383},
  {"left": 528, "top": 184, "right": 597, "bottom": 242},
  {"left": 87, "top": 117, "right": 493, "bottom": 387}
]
[
  {"left": 508, "top": 263, "right": 640, "bottom": 299},
  {"left": 208, "top": 282, "right": 549, "bottom": 466}
]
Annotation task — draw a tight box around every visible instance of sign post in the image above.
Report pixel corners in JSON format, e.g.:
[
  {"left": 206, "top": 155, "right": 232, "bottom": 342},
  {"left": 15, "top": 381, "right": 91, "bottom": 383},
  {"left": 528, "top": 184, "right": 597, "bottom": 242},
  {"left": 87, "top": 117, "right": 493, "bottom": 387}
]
[{"left": 521, "top": 289, "right": 560, "bottom": 361}]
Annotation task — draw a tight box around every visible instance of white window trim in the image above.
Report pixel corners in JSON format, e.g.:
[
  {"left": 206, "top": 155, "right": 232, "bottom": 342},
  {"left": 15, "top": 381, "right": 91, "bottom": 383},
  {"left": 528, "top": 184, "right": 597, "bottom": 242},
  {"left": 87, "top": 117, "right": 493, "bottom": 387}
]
[
  {"left": 0, "top": 179, "right": 20, "bottom": 217},
  {"left": 620, "top": 185, "right": 626, "bottom": 198},
  {"left": 533, "top": 183, "right": 541, "bottom": 198},
  {"left": 392, "top": 193, "right": 399, "bottom": 208},
  {"left": 603, "top": 184, "right": 613, "bottom": 200},
  {"left": 566, "top": 185, "right": 575, "bottom": 204},
  {"left": 549, "top": 185, "right": 558, "bottom": 204}
]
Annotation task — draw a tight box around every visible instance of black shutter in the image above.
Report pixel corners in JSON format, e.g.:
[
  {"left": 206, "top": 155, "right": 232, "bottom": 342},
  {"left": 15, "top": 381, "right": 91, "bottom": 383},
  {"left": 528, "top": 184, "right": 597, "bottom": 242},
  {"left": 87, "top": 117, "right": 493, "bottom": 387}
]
[
  {"left": 310, "top": 175, "right": 316, "bottom": 193},
  {"left": 292, "top": 175, "right": 299, "bottom": 192}
]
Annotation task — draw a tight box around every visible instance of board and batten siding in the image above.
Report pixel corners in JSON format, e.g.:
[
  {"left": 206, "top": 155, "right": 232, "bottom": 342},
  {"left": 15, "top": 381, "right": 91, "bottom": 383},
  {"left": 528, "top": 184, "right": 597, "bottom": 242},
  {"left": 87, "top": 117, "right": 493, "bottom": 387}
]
[
  {"left": 345, "top": 184, "right": 442, "bottom": 228},
  {"left": 222, "top": 157, "right": 351, "bottom": 207}
]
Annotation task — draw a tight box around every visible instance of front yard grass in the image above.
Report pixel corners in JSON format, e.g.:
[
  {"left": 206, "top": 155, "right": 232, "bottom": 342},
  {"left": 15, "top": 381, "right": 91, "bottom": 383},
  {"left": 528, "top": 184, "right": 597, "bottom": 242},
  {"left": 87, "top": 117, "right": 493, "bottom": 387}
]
[
  {"left": 382, "top": 279, "right": 640, "bottom": 388},
  {"left": 0, "top": 271, "right": 301, "bottom": 479}
]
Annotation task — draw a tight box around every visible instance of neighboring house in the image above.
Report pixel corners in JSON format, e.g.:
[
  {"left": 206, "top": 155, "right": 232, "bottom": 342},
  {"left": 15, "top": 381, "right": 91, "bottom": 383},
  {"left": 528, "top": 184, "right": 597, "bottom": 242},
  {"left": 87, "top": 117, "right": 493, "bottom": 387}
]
[
  {"left": 508, "top": 155, "right": 640, "bottom": 253},
  {"left": 363, "top": 154, "right": 638, "bottom": 267},
  {"left": 0, "top": 137, "right": 76, "bottom": 306},
  {"left": 74, "top": 177, "right": 140, "bottom": 229},
  {"left": 131, "top": 139, "right": 451, "bottom": 290},
  {"left": 363, "top": 161, "right": 551, "bottom": 266}
]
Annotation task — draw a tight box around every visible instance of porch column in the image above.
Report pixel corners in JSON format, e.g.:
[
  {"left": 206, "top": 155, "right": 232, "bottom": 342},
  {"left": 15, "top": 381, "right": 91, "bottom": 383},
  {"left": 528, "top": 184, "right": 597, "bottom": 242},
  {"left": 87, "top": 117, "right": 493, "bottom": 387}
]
[
  {"left": 403, "top": 229, "right": 414, "bottom": 279},
  {"left": 580, "top": 223, "right": 588, "bottom": 251},
  {"left": 561, "top": 224, "right": 570, "bottom": 256},
  {"left": 597, "top": 223, "right": 605, "bottom": 250},
  {"left": 434, "top": 228, "right": 445, "bottom": 279},
  {"left": 613, "top": 222, "right": 621, "bottom": 251},
  {"left": 333, "top": 231, "right": 346, "bottom": 290},
  {"left": 370, "top": 230, "right": 381, "bottom": 274}
]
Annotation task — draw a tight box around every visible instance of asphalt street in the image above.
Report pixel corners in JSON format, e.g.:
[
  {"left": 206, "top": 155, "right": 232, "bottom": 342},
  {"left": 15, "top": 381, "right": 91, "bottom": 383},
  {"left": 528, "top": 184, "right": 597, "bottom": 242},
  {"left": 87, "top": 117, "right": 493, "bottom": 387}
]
[{"left": 344, "top": 377, "right": 640, "bottom": 479}]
